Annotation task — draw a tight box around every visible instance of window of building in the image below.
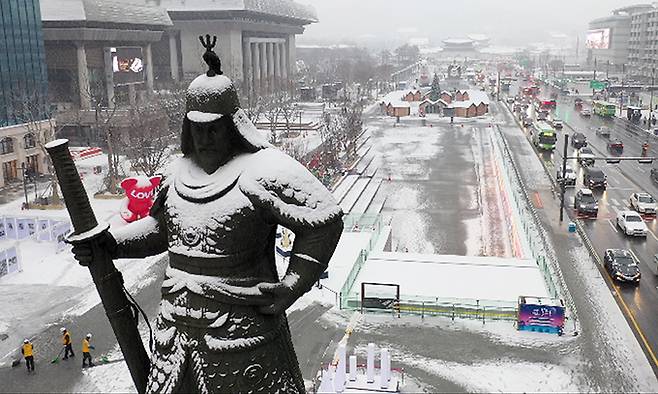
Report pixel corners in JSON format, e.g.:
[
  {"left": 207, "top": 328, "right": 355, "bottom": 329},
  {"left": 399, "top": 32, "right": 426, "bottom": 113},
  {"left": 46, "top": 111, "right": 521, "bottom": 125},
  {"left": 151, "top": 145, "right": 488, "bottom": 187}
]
[
  {"left": 0, "top": 138, "right": 14, "bottom": 155},
  {"left": 2, "top": 160, "right": 18, "bottom": 182},
  {"left": 23, "top": 133, "right": 36, "bottom": 149}
]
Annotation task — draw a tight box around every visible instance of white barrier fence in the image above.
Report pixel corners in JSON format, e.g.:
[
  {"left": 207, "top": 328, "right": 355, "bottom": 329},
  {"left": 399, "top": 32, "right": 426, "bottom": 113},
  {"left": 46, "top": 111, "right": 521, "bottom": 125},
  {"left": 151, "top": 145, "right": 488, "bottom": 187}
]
[{"left": 0, "top": 216, "right": 72, "bottom": 279}]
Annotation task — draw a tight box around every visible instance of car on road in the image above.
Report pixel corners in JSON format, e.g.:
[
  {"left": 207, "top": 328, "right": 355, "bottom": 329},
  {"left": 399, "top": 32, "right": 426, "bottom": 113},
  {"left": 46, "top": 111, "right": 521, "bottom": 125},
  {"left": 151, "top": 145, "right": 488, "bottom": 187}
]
[
  {"left": 557, "top": 165, "right": 577, "bottom": 186},
  {"left": 574, "top": 188, "right": 598, "bottom": 216},
  {"left": 595, "top": 127, "right": 611, "bottom": 138},
  {"left": 551, "top": 117, "right": 564, "bottom": 129},
  {"left": 607, "top": 138, "right": 624, "bottom": 155},
  {"left": 557, "top": 165, "right": 577, "bottom": 185},
  {"left": 616, "top": 210, "right": 648, "bottom": 237},
  {"left": 522, "top": 117, "right": 533, "bottom": 127},
  {"left": 537, "top": 110, "right": 549, "bottom": 121},
  {"left": 578, "top": 147, "right": 596, "bottom": 166},
  {"left": 580, "top": 108, "right": 592, "bottom": 117},
  {"left": 629, "top": 192, "right": 657, "bottom": 215},
  {"left": 506, "top": 97, "right": 515, "bottom": 104},
  {"left": 604, "top": 249, "right": 641, "bottom": 284},
  {"left": 651, "top": 168, "right": 658, "bottom": 184},
  {"left": 583, "top": 167, "right": 607, "bottom": 189},
  {"left": 571, "top": 132, "right": 587, "bottom": 149}
]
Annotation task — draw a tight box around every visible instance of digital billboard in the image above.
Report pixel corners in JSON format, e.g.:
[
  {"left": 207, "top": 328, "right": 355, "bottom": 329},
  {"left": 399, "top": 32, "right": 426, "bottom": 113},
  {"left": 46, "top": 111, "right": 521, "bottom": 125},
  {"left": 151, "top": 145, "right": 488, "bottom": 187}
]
[
  {"left": 585, "top": 28, "right": 610, "bottom": 50},
  {"left": 111, "top": 47, "right": 144, "bottom": 86}
]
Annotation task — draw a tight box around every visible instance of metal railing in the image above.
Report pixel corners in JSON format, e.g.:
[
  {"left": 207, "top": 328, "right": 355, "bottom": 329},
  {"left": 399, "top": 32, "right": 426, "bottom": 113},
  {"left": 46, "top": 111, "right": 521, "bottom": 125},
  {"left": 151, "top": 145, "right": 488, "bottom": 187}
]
[
  {"left": 491, "top": 108, "right": 579, "bottom": 333},
  {"left": 343, "top": 295, "right": 518, "bottom": 322}
]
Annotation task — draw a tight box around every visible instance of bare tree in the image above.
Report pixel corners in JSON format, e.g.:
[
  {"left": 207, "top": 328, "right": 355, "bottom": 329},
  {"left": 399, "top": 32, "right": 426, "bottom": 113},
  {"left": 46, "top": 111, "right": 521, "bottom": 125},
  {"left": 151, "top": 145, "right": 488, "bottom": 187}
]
[
  {"left": 10, "top": 89, "right": 63, "bottom": 204},
  {"left": 277, "top": 92, "right": 302, "bottom": 138},
  {"left": 261, "top": 96, "right": 281, "bottom": 145},
  {"left": 123, "top": 103, "right": 176, "bottom": 177}
]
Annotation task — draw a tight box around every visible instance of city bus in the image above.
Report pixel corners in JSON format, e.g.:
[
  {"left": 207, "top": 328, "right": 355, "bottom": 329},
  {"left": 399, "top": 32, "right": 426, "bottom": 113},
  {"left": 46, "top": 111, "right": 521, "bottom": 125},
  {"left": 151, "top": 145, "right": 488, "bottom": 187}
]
[
  {"left": 592, "top": 101, "right": 617, "bottom": 118},
  {"left": 532, "top": 121, "right": 557, "bottom": 151}
]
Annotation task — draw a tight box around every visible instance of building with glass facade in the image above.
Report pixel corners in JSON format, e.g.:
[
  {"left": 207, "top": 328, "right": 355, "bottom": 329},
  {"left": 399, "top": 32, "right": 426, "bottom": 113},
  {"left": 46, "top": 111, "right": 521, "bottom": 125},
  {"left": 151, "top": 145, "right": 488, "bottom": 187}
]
[
  {"left": 0, "top": 0, "right": 51, "bottom": 188},
  {"left": 0, "top": 0, "right": 49, "bottom": 127}
]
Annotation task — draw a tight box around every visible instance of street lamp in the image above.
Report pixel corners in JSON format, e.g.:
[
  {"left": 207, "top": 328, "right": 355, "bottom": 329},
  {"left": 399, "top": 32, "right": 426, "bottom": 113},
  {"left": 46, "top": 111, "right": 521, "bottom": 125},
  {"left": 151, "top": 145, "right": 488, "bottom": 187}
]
[{"left": 20, "top": 162, "right": 28, "bottom": 209}]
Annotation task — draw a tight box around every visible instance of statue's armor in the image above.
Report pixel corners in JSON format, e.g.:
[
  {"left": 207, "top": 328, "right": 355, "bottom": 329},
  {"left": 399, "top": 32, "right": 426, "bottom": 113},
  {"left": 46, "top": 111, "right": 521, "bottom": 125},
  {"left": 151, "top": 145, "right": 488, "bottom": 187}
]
[{"left": 145, "top": 149, "right": 342, "bottom": 394}]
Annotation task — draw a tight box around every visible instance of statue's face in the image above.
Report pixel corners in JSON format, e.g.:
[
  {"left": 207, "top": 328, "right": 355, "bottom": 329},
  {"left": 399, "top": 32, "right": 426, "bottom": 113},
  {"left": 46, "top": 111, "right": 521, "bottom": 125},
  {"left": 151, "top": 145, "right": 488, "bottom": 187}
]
[{"left": 189, "top": 118, "right": 234, "bottom": 174}]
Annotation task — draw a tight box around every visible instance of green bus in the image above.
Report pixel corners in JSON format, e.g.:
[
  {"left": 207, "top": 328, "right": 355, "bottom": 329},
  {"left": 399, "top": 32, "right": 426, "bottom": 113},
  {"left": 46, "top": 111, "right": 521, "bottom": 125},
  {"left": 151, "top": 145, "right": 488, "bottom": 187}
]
[
  {"left": 532, "top": 121, "right": 557, "bottom": 151},
  {"left": 592, "top": 101, "right": 617, "bottom": 117}
]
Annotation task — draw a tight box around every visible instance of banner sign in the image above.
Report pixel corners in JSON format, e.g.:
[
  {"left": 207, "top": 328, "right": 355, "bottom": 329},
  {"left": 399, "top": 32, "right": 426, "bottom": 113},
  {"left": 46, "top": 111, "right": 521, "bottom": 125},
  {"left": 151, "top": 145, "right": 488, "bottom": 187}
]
[
  {"left": 6, "top": 247, "right": 18, "bottom": 274},
  {"left": 517, "top": 299, "right": 565, "bottom": 335}
]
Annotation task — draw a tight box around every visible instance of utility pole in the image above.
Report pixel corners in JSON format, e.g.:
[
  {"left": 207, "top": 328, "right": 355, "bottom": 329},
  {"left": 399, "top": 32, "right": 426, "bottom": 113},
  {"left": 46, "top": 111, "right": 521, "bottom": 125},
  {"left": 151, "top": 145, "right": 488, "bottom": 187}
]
[
  {"left": 559, "top": 134, "right": 569, "bottom": 223},
  {"left": 592, "top": 58, "right": 597, "bottom": 97},
  {"left": 649, "top": 67, "right": 655, "bottom": 132}
]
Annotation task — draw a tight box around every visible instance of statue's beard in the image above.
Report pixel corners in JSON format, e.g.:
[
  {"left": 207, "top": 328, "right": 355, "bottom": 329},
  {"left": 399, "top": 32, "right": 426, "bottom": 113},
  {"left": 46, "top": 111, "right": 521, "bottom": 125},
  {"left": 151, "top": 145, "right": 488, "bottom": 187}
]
[{"left": 192, "top": 147, "right": 233, "bottom": 174}]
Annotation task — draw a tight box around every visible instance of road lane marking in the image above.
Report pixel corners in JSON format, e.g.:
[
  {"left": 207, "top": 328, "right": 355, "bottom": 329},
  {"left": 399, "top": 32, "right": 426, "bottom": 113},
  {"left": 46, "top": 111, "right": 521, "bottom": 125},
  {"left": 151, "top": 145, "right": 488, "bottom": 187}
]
[
  {"left": 648, "top": 229, "right": 658, "bottom": 242},
  {"left": 610, "top": 205, "right": 619, "bottom": 215},
  {"left": 611, "top": 198, "right": 619, "bottom": 207},
  {"left": 608, "top": 219, "right": 619, "bottom": 233},
  {"left": 589, "top": 242, "right": 658, "bottom": 369}
]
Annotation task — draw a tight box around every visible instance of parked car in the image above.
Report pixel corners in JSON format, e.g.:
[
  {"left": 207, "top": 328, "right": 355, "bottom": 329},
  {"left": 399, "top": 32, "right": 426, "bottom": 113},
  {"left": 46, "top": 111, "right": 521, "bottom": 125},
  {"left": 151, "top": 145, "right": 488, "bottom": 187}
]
[
  {"left": 583, "top": 167, "right": 607, "bottom": 189},
  {"left": 607, "top": 138, "right": 624, "bottom": 154},
  {"left": 578, "top": 147, "right": 596, "bottom": 166},
  {"left": 580, "top": 108, "right": 592, "bottom": 117},
  {"left": 630, "top": 192, "right": 657, "bottom": 215},
  {"left": 616, "top": 210, "right": 648, "bottom": 237},
  {"left": 651, "top": 168, "right": 658, "bottom": 183},
  {"left": 596, "top": 127, "right": 611, "bottom": 138},
  {"left": 604, "top": 249, "right": 641, "bottom": 284},
  {"left": 574, "top": 188, "right": 598, "bottom": 216},
  {"left": 571, "top": 132, "right": 587, "bottom": 149}
]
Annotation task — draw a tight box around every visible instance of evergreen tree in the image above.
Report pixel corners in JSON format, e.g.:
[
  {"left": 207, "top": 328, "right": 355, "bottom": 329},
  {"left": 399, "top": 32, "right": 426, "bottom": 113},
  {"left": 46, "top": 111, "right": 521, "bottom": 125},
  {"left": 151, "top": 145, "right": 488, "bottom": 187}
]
[{"left": 429, "top": 73, "right": 441, "bottom": 101}]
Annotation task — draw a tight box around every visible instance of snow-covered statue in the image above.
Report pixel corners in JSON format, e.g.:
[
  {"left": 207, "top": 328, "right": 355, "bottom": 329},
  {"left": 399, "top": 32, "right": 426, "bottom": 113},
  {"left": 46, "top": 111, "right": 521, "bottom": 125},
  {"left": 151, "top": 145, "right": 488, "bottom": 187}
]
[
  {"left": 72, "top": 35, "right": 343, "bottom": 393},
  {"left": 119, "top": 175, "right": 161, "bottom": 223}
]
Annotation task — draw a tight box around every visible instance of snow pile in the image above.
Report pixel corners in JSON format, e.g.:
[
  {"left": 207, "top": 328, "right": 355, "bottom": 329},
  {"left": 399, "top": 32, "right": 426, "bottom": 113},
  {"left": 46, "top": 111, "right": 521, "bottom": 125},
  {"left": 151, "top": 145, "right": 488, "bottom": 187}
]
[{"left": 398, "top": 352, "right": 583, "bottom": 393}]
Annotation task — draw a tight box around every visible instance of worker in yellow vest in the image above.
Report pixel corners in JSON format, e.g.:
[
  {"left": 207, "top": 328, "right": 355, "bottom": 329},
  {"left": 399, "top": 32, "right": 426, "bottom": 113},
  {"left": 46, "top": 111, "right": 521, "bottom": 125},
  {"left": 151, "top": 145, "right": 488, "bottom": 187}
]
[
  {"left": 81, "top": 333, "right": 95, "bottom": 368},
  {"left": 21, "top": 339, "right": 34, "bottom": 372},
  {"left": 61, "top": 327, "right": 75, "bottom": 360}
]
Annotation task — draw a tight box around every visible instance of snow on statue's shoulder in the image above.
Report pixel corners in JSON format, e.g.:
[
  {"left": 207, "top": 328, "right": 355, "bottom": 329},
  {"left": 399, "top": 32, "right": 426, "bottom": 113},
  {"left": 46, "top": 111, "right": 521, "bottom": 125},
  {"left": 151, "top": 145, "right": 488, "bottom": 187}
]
[{"left": 239, "top": 148, "right": 342, "bottom": 227}]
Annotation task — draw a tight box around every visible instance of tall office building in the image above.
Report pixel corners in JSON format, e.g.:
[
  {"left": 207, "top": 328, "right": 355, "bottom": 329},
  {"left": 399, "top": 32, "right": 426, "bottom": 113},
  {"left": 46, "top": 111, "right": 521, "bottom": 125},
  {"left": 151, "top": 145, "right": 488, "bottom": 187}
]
[{"left": 0, "top": 0, "right": 51, "bottom": 187}]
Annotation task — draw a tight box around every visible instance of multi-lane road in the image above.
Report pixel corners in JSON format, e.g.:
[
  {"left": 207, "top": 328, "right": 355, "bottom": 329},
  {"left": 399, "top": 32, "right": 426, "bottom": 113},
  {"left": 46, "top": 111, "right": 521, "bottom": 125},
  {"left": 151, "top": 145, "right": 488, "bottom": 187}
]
[{"left": 512, "top": 81, "right": 658, "bottom": 372}]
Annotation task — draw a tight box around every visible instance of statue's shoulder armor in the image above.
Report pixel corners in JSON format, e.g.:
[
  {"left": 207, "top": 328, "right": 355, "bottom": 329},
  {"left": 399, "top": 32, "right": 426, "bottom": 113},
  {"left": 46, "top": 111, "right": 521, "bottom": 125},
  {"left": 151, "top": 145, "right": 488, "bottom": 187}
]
[{"left": 238, "top": 148, "right": 343, "bottom": 228}]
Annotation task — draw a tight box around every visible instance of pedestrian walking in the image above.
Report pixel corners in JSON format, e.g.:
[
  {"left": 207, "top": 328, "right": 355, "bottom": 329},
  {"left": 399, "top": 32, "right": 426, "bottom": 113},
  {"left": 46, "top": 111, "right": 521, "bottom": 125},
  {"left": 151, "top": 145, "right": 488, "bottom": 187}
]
[
  {"left": 22, "top": 339, "right": 35, "bottom": 372},
  {"left": 61, "top": 327, "right": 75, "bottom": 360},
  {"left": 81, "top": 333, "right": 95, "bottom": 368}
]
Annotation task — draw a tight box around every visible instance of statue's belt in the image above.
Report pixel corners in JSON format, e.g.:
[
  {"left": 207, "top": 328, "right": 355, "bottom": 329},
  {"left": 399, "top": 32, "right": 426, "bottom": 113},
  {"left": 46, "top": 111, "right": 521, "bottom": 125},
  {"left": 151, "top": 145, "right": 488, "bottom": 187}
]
[{"left": 168, "top": 251, "right": 267, "bottom": 277}]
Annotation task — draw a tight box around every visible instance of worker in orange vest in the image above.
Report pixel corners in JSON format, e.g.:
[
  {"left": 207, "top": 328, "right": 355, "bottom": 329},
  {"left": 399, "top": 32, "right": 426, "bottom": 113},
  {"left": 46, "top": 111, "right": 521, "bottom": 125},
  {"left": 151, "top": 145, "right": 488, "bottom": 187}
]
[
  {"left": 61, "top": 327, "right": 75, "bottom": 360},
  {"left": 81, "top": 333, "right": 95, "bottom": 368},
  {"left": 21, "top": 339, "right": 34, "bottom": 372}
]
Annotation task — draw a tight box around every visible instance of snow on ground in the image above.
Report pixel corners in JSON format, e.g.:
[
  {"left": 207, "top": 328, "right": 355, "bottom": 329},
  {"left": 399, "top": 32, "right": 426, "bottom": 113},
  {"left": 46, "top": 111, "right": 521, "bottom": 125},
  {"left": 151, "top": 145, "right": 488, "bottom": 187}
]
[
  {"left": 355, "top": 252, "right": 548, "bottom": 303},
  {"left": 74, "top": 345, "right": 136, "bottom": 393},
  {"left": 396, "top": 352, "right": 583, "bottom": 393}
]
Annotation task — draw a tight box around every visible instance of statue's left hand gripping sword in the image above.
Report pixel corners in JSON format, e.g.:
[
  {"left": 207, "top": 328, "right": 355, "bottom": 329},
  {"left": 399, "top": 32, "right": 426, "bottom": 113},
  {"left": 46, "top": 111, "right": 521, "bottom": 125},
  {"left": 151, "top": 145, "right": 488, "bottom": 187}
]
[{"left": 45, "top": 139, "right": 150, "bottom": 394}]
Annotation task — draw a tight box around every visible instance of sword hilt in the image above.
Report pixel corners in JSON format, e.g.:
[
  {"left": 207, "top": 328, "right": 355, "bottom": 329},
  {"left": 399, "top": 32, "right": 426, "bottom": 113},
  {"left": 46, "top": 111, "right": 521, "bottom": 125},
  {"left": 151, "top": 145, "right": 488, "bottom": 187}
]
[{"left": 44, "top": 139, "right": 99, "bottom": 235}]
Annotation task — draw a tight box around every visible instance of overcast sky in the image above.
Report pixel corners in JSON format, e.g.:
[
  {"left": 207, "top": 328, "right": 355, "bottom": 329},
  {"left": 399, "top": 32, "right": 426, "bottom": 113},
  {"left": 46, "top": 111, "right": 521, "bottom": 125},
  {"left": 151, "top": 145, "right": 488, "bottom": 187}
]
[{"left": 298, "top": 0, "right": 644, "bottom": 48}]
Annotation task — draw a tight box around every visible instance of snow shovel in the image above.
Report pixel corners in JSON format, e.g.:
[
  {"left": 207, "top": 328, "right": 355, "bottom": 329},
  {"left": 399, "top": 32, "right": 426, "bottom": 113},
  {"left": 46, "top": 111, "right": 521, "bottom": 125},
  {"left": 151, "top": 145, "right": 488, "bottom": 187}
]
[{"left": 51, "top": 348, "right": 65, "bottom": 364}]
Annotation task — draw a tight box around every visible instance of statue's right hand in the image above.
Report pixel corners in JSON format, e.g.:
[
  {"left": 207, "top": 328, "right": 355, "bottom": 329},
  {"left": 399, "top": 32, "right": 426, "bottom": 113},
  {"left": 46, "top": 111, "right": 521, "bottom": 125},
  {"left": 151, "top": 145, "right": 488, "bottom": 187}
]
[{"left": 70, "top": 231, "right": 118, "bottom": 266}]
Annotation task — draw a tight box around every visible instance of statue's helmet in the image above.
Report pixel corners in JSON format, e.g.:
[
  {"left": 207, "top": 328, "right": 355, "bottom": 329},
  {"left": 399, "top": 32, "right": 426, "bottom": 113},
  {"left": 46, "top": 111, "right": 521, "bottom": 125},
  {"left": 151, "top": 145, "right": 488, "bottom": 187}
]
[{"left": 182, "top": 34, "right": 271, "bottom": 155}]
